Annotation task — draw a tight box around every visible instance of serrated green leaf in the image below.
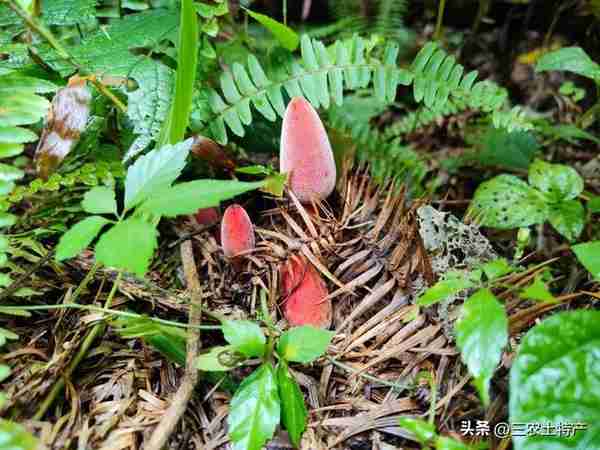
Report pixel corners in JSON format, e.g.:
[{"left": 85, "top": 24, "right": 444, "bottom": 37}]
[
  {"left": 0, "top": 419, "right": 39, "bottom": 450},
  {"left": 139, "top": 179, "right": 264, "bottom": 217},
  {"left": 277, "top": 361, "right": 307, "bottom": 447},
  {"left": 41, "top": 0, "right": 97, "bottom": 25},
  {"left": 196, "top": 345, "right": 240, "bottom": 371},
  {"left": 468, "top": 175, "right": 549, "bottom": 229},
  {"left": 81, "top": 186, "right": 117, "bottom": 215},
  {"left": 277, "top": 326, "right": 334, "bottom": 363},
  {"left": 455, "top": 289, "right": 508, "bottom": 406},
  {"left": 528, "top": 159, "right": 584, "bottom": 202},
  {"left": 398, "top": 417, "right": 436, "bottom": 443},
  {"left": 535, "top": 46, "right": 600, "bottom": 81},
  {"left": 228, "top": 364, "right": 280, "bottom": 450},
  {"left": 245, "top": 8, "right": 299, "bottom": 51},
  {"left": 509, "top": 310, "right": 600, "bottom": 450},
  {"left": 520, "top": 273, "right": 555, "bottom": 303},
  {"left": 547, "top": 200, "right": 585, "bottom": 242},
  {"left": 124, "top": 138, "right": 192, "bottom": 210},
  {"left": 417, "top": 270, "right": 482, "bottom": 307},
  {"left": 572, "top": 240, "right": 600, "bottom": 280},
  {"left": 95, "top": 218, "right": 158, "bottom": 276},
  {"left": 222, "top": 320, "right": 266, "bottom": 358},
  {"left": 55, "top": 216, "right": 111, "bottom": 261}
]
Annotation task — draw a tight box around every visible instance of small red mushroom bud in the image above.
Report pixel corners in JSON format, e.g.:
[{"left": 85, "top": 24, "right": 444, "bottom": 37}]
[
  {"left": 194, "top": 207, "right": 220, "bottom": 226},
  {"left": 221, "top": 204, "right": 255, "bottom": 258},
  {"left": 280, "top": 255, "right": 332, "bottom": 329},
  {"left": 280, "top": 97, "right": 336, "bottom": 204}
]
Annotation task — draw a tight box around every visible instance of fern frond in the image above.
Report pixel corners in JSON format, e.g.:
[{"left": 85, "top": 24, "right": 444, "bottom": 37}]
[
  {"left": 192, "top": 34, "right": 411, "bottom": 144},
  {"left": 383, "top": 101, "right": 465, "bottom": 138},
  {"left": 328, "top": 96, "right": 427, "bottom": 191},
  {"left": 491, "top": 106, "right": 534, "bottom": 133},
  {"left": 410, "top": 42, "right": 507, "bottom": 112}
]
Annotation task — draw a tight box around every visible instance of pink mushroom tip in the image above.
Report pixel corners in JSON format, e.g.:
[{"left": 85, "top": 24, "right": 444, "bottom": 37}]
[
  {"left": 280, "top": 97, "right": 336, "bottom": 204},
  {"left": 221, "top": 204, "right": 255, "bottom": 258}
]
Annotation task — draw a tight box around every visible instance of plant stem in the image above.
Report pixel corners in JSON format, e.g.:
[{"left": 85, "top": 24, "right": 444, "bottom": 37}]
[
  {"left": 283, "top": 0, "right": 287, "bottom": 25},
  {"left": 434, "top": 0, "right": 446, "bottom": 41},
  {"left": 0, "top": 304, "right": 221, "bottom": 330},
  {"left": 1, "top": 0, "right": 126, "bottom": 113},
  {"left": 325, "top": 356, "right": 411, "bottom": 393},
  {"left": 144, "top": 240, "right": 203, "bottom": 450},
  {"left": 33, "top": 269, "right": 122, "bottom": 420}
]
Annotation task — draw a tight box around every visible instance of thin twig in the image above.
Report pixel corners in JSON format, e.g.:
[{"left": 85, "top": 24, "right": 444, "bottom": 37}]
[
  {"left": 144, "top": 240, "right": 203, "bottom": 450},
  {"left": 33, "top": 269, "right": 121, "bottom": 420}
]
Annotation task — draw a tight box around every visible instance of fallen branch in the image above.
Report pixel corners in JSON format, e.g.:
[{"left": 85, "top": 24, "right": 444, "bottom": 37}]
[{"left": 144, "top": 239, "right": 203, "bottom": 450}]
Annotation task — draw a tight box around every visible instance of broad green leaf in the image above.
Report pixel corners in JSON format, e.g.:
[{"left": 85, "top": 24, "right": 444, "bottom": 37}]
[
  {"left": 520, "top": 274, "right": 555, "bottom": 303},
  {"left": 41, "top": 0, "right": 97, "bottom": 25},
  {"left": 0, "top": 91, "right": 50, "bottom": 126},
  {"left": 475, "top": 127, "right": 539, "bottom": 169},
  {"left": 480, "top": 258, "right": 513, "bottom": 281},
  {"left": 509, "top": 310, "right": 600, "bottom": 450},
  {"left": 0, "top": 419, "right": 39, "bottom": 450},
  {"left": 81, "top": 186, "right": 117, "bottom": 215},
  {"left": 0, "top": 327, "right": 18, "bottom": 347},
  {"left": 0, "top": 126, "right": 37, "bottom": 143},
  {"left": 547, "top": 200, "right": 585, "bottom": 242},
  {"left": 244, "top": 8, "right": 300, "bottom": 51},
  {"left": 535, "top": 46, "right": 600, "bottom": 81},
  {"left": 528, "top": 159, "right": 584, "bottom": 202},
  {"left": 124, "top": 138, "right": 192, "bottom": 210},
  {"left": 139, "top": 179, "right": 264, "bottom": 217},
  {"left": 572, "top": 241, "right": 600, "bottom": 280},
  {"left": 158, "top": 0, "right": 198, "bottom": 146},
  {"left": 398, "top": 417, "right": 436, "bottom": 443},
  {"left": 277, "top": 361, "right": 307, "bottom": 447},
  {"left": 587, "top": 196, "right": 600, "bottom": 213},
  {"left": 0, "top": 162, "right": 24, "bottom": 182},
  {"left": 434, "top": 436, "right": 473, "bottom": 450},
  {"left": 222, "top": 320, "right": 266, "bottom": 358},
  {"left": 228, "top": 364, "right": 280, "bottom": 450},
  {"left": 196, "top": 345, "right": 240, "bottom": 371},
  {"left": 468, "top": 175, "right": 548, "bottom": 229},
  {"left": 417, "top": 270, "right": 482, "bottom": 307},
  {"left": 455, "top": 289, "right": 508, "bottom": 406},
  {"left": 277, "top": 326, "right": 334, "bottom": 363},
  {"left": 95, "top": 218, "right": 158, "bottom": 276},
  {"left": 55, "top": 216, "right": 111, "bottom": 261}
]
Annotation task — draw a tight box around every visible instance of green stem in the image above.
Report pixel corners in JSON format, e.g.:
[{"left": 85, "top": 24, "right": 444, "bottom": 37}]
[
  {"left": 1, "top": 304, "right": 222, "bottom": 331},
  {"left": 434, "top": 0, "right": 446, "bottom": 41},
  {"left": 325, "top": 355, "right": 411, "bottom": 393},
  {"left": 33, "top": 271, "right": 123, "bottom": 420}
]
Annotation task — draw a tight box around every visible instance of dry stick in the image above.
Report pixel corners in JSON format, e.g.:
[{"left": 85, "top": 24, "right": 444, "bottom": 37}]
[{"left": 144, "top": 240, "right": 203, "bottom": 450}]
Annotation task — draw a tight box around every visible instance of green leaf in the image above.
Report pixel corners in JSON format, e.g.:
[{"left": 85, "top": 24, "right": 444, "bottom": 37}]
[
  {"left": 124, "top": 138, "right": 192, "bottom": 210},
  {"left": 81, "top": 186, "right": 117, "bottom": 215},
  {"left": 0, "top": 326, "right": 18, "bottom": 347},
  {"left": 222, "top": 320, "right": 266, "bottom": 358},
  {"left": 480, "top": 258, "right": 513, "bottom": 281},
  {"left": 520, "top": 273, "right": 555, "bottom": 303},
  {"left": 468, "top": 175, "right": 549, "bottom": 229},
  {"left": 196, "top": 345, "right": 240, "bottom": 371},
  {"left": 139, "top": 179, "right": 264, "bottom": 217},
  {"left": 0, "top": 419, "right": 39, "bottom": 450},
  {"left": 55, "top": 216, "right": 111, "bottom": 261},
  {"left": 0, "top": 364, "right": 9, "bottom": 383},
  {"left": 455, "top": 289, "right": 508, "bottom": 406},
  {"left": 276, "top": 361, "right": 307, "bottom": 447},
  {"left": 0, "top": 126, "right": 37, "bottom": 143},
  {"left": 228, "top": 364, "right": 280, "bottom": 450},
  {"left": 398, "top": 417, "right": 436, "bottom": 443},
  {"left": 528, "top": 159, "right": 584, "bottom": 202},
  {"left": 547, "top": 200, "right": 585, "bottom": 242},
  {"left": 244, "top": 8, "right": 300, "bottom": 51},
  {"left": 41, "top": 0, "right": 97, "bottom": 25},
  {"left": 277, "top": 326, "right": 334, "bottom": 363},
  {"left": 417, "top": 270, "right": 482, "bottom": 307},
  {"left": 587, "top": 196, "right": 600, "bottom": 214},
  {"left": 95, "top": 218, "right": 158, "bottom": 276},
  {"left": 475, "top": 127, "right": 539, "bottom": 170},
  {"left": 535, "top": 46, "right": 600, "bottom": 81},
  {"left": 572, "top": 240, "right": 600, "bottom": 280},
  {"left": 434, "top": 436, "right": 473, "bottom": 450},
  {"left": 159, "top": 0, "right": 198, "bottom": 146},
  {"left": 509, "top": 310, "right": 600, "bottom": 450}
]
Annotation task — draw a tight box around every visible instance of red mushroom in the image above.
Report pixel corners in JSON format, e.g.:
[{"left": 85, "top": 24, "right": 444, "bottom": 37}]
[
  {"left": 221, "top": 204, "right": 255, "bottom": 258},
  {"left": 280, "top": 254, "right": 332, "bottom": 329},
  {"left": 194, "top": 207, "right": 220, "bottom": 227},
  {"left": 280, "top": 97, "right": 336, "bottom": 204}
]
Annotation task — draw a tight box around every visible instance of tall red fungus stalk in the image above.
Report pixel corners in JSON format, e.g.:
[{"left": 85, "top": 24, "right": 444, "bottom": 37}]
[
  {"left": 221, "top": 204, "right": 255, "bottom": 259},
  {"left": 279, "top": 97, "right": 335, "bottom": 328}
]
